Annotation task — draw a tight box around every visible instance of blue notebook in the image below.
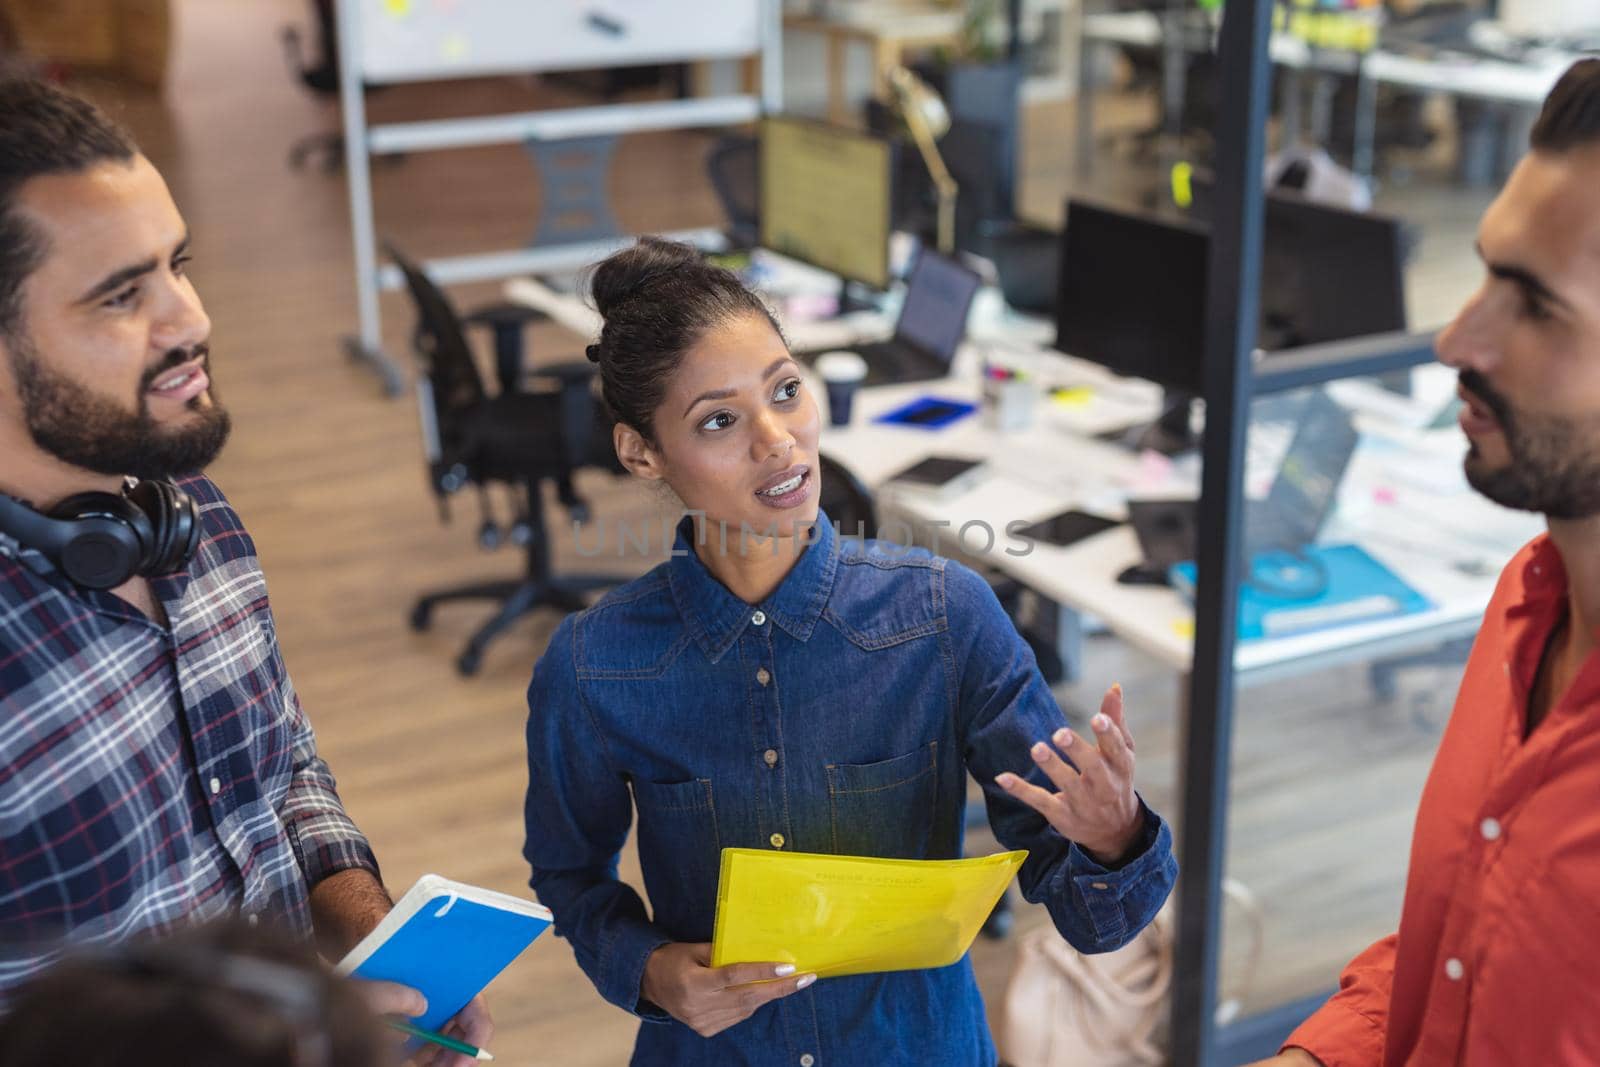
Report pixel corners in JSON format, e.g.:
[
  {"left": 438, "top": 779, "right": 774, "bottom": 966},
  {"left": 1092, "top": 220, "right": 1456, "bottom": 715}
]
[
  {"left": 335, "top": 874, "right": 553, "bottom": 1032},
  {"left": 1170, "top": 543, "right": 1433, "bottom": 641},
  {"left": 873, "top": 395, "right": 977, "bottom": 429}
]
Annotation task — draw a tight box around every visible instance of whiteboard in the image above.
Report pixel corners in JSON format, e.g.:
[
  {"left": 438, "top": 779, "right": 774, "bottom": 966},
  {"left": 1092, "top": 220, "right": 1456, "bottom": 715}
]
[{"left": 355, "top": 0, "right": 766, "bottom": 85}]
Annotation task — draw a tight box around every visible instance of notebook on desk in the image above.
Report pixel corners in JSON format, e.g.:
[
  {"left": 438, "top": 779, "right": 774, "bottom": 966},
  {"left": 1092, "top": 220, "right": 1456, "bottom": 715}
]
[
  {"left": 1171, "top": 543, "right": 1434, "bottom": 641},
  {"left": 797, "top": 249, "right": 982, "bottom": 387}
]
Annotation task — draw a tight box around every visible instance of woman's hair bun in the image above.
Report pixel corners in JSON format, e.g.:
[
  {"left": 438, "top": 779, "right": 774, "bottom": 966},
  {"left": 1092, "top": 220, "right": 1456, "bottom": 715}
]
[{"left": 588, "top": 236, "right": 703, "bottom": 321}]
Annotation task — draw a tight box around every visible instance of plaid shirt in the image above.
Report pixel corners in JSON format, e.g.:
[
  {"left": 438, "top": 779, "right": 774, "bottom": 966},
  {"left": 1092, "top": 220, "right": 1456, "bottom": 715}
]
[{"left": 0, "top": 474, "right": 378, "bottom": 996}]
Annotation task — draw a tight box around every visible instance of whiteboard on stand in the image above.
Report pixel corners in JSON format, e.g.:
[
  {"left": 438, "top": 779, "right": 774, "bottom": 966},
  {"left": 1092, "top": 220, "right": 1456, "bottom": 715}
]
[{"left": 356, "top": 0, "right": 766, "bottom": 84}]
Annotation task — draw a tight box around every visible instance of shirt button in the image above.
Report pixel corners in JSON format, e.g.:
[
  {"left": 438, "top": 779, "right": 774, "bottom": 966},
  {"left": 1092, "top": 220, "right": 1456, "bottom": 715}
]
[
  {"left": 800, "top": 1056, "right": 815, "bottom": 1067},
  {"left": 1445, "top": 957, "right": 1465, "bottom": 981},
  {"left": 752, "top": 610, "right": 767, "bottom": 625},
  {"left": 756, "top": 668, "right": 771, "bottom": 686},
  {"left": 209, "top": 777, "right": 222, "bottom": 796},
  {"left": 1480, "top": 817, "right": 1502, "bottom": 841},
  {"left": 770, "top": 832, "right": 786, "bottom": 849},
  {"left": 764, "top": 749, "right": 779, "bottom": 767}
]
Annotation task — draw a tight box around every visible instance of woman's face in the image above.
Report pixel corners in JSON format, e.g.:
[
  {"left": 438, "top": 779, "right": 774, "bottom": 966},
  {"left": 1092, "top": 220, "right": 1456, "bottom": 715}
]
[{"left": 617, "top": 311, "right": 821, "bottom": 541}]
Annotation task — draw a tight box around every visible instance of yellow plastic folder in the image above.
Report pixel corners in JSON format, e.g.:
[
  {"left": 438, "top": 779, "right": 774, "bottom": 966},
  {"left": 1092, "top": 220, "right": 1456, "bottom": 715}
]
[{"left": 710, "top": 848, "right": 1028, "bottom": 979}]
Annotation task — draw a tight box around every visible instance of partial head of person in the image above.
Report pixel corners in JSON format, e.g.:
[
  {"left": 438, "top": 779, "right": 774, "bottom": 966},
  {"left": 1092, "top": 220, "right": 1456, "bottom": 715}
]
[
  {"left": 1436, "top": 58, "right": 1600, "bottom": 518},
  {"left": 586, "top": 237, "right": 821, "bottom": 544},
  {"left": 0, "top": 921, "right": 394, "bottom": 1067},
  {"left": 0, "top": 78, "right": 229, "bottom": 501}
]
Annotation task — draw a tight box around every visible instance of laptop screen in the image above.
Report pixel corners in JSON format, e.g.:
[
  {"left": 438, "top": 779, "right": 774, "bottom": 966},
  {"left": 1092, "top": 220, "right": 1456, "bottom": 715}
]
[
  {"left": 894, "top": 251, "right": 982, "bottom": 363},
  {"left": 1247, "top": 388, "right": 1359, "bottom": 552}
]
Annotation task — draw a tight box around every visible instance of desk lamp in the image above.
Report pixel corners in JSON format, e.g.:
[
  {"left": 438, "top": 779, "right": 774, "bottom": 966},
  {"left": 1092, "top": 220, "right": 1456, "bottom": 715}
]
[{"left": 887, "top": 65, "right": 959, "bottom": 254}]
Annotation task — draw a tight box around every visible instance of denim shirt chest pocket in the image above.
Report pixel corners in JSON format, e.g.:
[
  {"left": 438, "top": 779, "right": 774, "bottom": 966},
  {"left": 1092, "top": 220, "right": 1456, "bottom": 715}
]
[
  {"left": 826, "top": 740, "right": 938, "bottom": 859},
  {"left": 630, "top": 776, "right": 722, "bottom": 936}
]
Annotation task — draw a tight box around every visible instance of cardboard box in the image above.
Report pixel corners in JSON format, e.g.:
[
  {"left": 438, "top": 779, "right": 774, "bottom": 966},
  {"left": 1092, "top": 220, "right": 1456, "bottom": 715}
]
[{"left": 1, "top": 0, "right": 170, "bottom": 87}]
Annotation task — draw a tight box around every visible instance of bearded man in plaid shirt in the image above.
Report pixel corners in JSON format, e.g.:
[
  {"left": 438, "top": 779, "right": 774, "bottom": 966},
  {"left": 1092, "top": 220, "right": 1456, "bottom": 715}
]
[{"left": 0, "top": 81, "right": 489, "bottom": 1063}]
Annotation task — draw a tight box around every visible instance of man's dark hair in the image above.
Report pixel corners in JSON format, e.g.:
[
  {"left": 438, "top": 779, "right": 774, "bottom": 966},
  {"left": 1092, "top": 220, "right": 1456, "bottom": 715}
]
[
  {"left": 0, "top": 79, "right": 137, "bottom": 338},
  {"left": 1530, "top": 58, "right": 1600, "bottom": 153}
]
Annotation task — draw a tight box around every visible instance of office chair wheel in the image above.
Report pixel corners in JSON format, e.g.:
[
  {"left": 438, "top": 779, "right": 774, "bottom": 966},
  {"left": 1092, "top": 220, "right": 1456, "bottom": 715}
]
[
  {"left": 456, "top": 648, "right": 483, "bottom": 676},
  {"left": 409, "top": 602, "right": 433, "bottom": 632}
]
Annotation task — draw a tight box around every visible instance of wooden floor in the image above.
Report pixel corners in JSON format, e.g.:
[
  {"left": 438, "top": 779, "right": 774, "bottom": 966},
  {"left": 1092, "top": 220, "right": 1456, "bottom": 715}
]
[{"left": 69, "top": 2, "right": 1497, "bottom": 1062}]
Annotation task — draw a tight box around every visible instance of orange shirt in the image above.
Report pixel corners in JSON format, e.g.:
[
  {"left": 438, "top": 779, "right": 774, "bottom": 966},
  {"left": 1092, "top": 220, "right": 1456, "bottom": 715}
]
[{"left": 1287, "top": 535, "right": 1600, "bottom": 1066}]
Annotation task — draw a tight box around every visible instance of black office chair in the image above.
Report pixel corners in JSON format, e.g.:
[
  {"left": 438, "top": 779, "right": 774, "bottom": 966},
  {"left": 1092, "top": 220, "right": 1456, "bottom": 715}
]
[
  {"left": 817, "top": 453, "right": 876, "bottom": 537},
  {"left": 388, "top": 245, "right": 623, "bottom": 676},
  {"left": 278, "top": 0, "right": 344, "bottom": 172},
  {"left": 280, "top": 0, "right": 403, "bottom": 174},
  {"left": 706, "top": 133, "right": 759, "bottom": 250}
]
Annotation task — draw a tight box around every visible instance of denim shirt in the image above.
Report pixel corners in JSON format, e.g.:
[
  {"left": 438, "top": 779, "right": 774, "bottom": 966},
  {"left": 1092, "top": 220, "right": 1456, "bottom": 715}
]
[{"left": 523, "top": 513, "right": 1177, "bottom": 1066}]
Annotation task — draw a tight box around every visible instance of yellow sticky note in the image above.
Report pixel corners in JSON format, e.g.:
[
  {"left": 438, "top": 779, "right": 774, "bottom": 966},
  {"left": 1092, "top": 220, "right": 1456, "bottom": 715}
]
[
  {"left": 1051, "top": 386, "right": 1094, "bottom": 408},
  {"left": 711, "top": 848, "right": 1026, "bottom": 979},
  {"left": 383, "top": 0, "right": 411, "bottom": 18},
  {"left": 1172, "top": 618, "right": 1195, "bottom": 639},
  {"left": 1170, "top": 160, "right": 1194, "bottom": 209}
]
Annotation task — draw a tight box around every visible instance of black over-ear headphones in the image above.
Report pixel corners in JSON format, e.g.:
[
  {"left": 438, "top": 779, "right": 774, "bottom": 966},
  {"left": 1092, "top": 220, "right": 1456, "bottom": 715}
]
[{"left": 0, "top": 479, "right": 201, "bottom": 590}]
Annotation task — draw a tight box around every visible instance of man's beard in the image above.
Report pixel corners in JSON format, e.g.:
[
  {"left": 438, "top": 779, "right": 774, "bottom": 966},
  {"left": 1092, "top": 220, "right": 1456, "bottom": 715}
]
[
  {"left": 8, "top": 332, "right": 232, "bottom": 482},
  {"left": 1459, "top": 368, "right": 1600, "bottom": 519}
]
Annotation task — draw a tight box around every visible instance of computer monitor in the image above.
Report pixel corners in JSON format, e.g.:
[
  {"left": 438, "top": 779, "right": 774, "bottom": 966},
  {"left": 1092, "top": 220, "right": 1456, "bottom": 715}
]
[
  {"left": 759, "top": 115, "right": 893, "bottom": 291},
  {"left": 1256, "top": 193, "right": 1407, "bottom": 352},
  {"left": 1185, "top": 178, "right": 1408, "bottom": 352},
  {"left": 1054, "top": 199, "right": 1211, "bottom": 395},
  {"left": 1054, "top": 192, "right": 1410, "bottom": 452}
]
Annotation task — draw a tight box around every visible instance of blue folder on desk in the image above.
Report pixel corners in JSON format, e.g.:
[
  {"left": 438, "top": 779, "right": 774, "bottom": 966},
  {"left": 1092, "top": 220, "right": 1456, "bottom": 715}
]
[
  {"left": 874, "top": 395, "right": 977, "bottom": 429},
  {"left": 1170, "top": 543, "right": 1433, "bottom": 641}
]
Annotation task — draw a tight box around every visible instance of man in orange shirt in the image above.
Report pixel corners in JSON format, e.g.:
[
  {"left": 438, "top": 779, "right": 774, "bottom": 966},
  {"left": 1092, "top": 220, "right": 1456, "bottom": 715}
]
[{"left": 1252, "top": 57, "right": 1600, "bottom": 1067}]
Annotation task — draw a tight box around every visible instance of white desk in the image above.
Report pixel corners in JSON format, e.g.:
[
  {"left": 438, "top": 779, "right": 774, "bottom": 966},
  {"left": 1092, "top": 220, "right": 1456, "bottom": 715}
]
[
  {"left": 1081, "top": 10, "right": 1574, "bottom": 103},
  {"left": 504, "top": 264, "right": 1538, "bottom": 687},
  {"left": 1077, "top": 10, "right": 1579, "bottom": 179},
  {"left": 819, "top": 357, "right": 1540, "bottom": 685}
]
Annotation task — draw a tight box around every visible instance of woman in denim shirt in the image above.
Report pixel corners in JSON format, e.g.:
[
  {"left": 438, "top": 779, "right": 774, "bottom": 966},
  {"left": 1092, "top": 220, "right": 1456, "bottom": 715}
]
[{"left": 523, "top": 239, "right": 1177, "bottom": 1066}]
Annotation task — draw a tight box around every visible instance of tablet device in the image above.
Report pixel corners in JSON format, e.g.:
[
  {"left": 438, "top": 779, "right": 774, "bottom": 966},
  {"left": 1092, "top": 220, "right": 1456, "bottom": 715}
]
[
  {"left": 887, "top": 456, "right": 985, "bottom": 492},
  {"left": 1016, "top": 509, "right": 1122, "bottom": 548}
]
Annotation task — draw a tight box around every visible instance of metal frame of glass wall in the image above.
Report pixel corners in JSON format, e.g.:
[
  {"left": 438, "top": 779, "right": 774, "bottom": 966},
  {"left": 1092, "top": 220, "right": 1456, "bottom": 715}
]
[{"left": 1171, "top": 0, "right": 1441, "bottom": 1062}]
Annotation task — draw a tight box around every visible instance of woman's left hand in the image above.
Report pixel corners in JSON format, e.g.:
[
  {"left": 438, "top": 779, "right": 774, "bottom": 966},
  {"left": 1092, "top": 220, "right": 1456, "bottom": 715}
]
[{"left": 995, "top": 683, "right": 1144, "bottom": 865}]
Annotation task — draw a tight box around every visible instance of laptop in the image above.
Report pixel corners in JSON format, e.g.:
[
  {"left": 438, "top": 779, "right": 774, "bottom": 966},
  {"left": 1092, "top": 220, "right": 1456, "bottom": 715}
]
[
  {"left": 800, "top": 250, "right": 982, "bottom": 387},
  {"left": 1122, "top": 389, "right": 1360, "bottom": 583}
]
